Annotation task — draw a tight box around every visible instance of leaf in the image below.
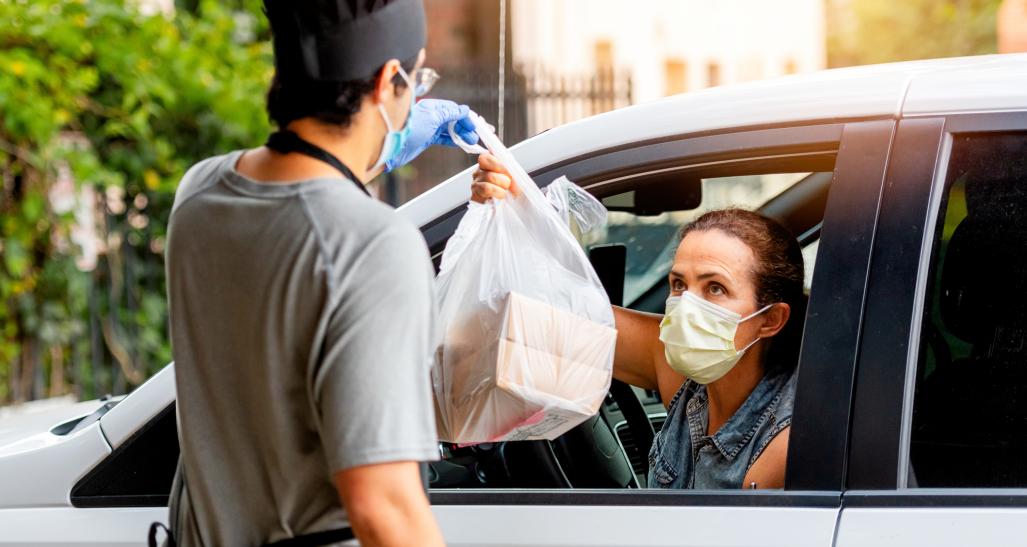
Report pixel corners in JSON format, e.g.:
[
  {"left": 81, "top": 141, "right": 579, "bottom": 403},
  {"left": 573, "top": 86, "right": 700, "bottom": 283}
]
[
  {"left": 143, "top": 169, "right": 160, "bottom": 190},
  {"left": 0, "top": 0, "right": 274, "bottom": 400},
  {"left": 21, "top": 193, "right": 44, "bottom": 223},
  {"left": 3, "top": 239, "right": 31, "bottom": 279}
]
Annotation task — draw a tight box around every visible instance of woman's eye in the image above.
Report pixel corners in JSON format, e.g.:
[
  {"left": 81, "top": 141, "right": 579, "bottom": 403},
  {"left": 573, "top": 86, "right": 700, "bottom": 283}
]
[
  {"left": 671, "top": 279, "right": 685, "bottom": 292},
  {"left": 708, "top": 284, "right": 725, "bottom": 296}
]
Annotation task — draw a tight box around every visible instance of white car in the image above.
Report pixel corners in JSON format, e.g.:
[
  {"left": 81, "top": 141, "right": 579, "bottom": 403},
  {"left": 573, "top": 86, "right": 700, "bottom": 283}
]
[{"left": 3, "top": 53, "right": 1027, "bottom": 547}]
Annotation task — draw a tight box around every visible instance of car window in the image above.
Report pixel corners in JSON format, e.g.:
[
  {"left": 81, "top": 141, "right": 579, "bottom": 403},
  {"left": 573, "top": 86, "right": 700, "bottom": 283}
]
[
  {"left": 909, "top": 131, "right": 1027, "bottom": 488},
  {"left": 71, "top": 403, "right": 178, "bottom": 507},
  {"left": 431, "top": 148, "right": 839, "bottom": 492},
  {"left": 581, "top": 173, "right": 820, "bottom": 310}
]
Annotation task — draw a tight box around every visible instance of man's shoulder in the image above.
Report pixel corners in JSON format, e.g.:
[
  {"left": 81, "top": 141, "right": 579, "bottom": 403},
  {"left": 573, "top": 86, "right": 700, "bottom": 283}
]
[
  {"left": 301, "top": 185, "right": 423, "bottom": 248},
  {"left": 171, "top": 152, "right": 237, "bottom": 214}
]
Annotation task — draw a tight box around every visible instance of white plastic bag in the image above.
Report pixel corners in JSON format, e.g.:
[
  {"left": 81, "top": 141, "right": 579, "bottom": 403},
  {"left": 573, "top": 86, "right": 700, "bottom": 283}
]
[
  {"left": 433, "top": 114, "right": 617, "bottom": 443},
  {"left": 544, "top": 175, "right": 609, "bottom": 234}
]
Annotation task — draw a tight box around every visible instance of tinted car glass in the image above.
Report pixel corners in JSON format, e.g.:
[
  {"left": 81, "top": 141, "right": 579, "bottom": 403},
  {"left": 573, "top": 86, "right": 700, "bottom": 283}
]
[
  {"left": 910, "top": 132, "right": 1027, "bottom": 487},
  {"left": 72, "top": 403, "right": 178, "bottom": 506}
]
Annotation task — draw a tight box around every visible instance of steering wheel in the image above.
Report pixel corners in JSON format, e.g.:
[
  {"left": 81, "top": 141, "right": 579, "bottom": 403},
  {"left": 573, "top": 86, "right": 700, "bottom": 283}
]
[
  {"left": 549, "top": 379, "right": 654, "bottom": 487},
  {"left": 482, "top": 379, "right": 653, "bottom": 489}
]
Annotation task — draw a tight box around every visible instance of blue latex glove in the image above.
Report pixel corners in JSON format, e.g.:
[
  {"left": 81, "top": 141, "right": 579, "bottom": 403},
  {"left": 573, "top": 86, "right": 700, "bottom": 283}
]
[{"left": 385, "top": 99, "right": 480, "bottom": 172}]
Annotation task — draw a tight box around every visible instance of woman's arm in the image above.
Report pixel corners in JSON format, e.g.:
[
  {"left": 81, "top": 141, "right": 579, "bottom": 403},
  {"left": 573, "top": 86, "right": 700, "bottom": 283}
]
[
  {"left": 613, "top": 306, "right": 685, "bottom": 406},
  {"left": 741, "top": 427, "right": 790, "bottom": 489}
]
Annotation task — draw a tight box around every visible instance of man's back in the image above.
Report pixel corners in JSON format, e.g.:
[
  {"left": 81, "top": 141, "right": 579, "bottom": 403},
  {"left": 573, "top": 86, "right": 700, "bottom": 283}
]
[{"left": 165, "top": 151, "right": 439, "bottom": 546}]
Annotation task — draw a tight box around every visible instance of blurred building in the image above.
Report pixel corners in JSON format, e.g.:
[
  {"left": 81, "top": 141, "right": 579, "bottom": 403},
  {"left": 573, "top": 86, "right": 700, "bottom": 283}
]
[
  {"left": 512, "top": 0, "right": 827, "bottom": 103},
  {"left": 999, "top": 0, "right": 1027, "bottom": 53},
  {"left": 405, "top": 0, "right": 826, "bottom": 204}
]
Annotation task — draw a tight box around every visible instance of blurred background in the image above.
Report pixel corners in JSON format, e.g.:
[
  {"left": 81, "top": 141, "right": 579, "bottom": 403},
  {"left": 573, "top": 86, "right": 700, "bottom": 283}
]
[{"left": 0, "top": 0, "right": 1023, "bottom": 410}]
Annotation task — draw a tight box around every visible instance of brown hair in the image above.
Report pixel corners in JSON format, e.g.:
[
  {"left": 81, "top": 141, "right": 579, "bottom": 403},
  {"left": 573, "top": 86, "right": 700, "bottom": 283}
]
[{"left": 679, "top": 208, "right": 806, "bottom": 374}]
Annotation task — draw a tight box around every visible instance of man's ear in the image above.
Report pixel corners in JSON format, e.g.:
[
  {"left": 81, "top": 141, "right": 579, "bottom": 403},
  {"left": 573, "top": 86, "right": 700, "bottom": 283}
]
[
  {"left": 373, "top": 58, "right": 402, "bottom": 104},
  {"left": 758, "top": 302, "right": 791, "bottom": 339}
]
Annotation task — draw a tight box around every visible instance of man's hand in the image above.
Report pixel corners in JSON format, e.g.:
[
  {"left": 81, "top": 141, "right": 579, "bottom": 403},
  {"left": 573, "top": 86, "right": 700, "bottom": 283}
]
[
  {"left": 470, "top": 152, "right": 519, "bottom": 202},
  {"left": 335, "top": 461, "right": 444, "bottom": 547},
  {"left": 385, "top": 99, "right": 478, "bottom": 172}
]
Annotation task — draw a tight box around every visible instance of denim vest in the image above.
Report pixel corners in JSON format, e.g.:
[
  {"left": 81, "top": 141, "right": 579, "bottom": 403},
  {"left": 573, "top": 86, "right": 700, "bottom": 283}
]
[{"left": 647, "top": 368, "right": 798, "bottom": 489}]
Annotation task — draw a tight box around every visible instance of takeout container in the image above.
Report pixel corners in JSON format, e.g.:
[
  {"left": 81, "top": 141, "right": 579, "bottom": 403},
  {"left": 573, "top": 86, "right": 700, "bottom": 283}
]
[{"left": 435, "top": 291, "right": 616, "bottom": 443}]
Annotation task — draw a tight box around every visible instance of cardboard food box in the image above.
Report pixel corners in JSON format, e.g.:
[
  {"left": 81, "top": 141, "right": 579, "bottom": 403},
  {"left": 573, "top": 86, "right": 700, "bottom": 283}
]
[{"left": 436, "top": 291, "right": 617, "bottom": 443}]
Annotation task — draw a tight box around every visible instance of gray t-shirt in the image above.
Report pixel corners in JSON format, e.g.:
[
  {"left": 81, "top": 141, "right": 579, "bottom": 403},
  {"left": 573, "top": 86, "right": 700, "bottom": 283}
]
[{"left": 165, "top": 151, "right": 439, "bottom": 546}]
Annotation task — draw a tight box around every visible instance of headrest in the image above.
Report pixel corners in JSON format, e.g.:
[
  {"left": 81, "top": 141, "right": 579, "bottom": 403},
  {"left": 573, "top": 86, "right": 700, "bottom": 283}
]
[{"left": 940, "top": 178, "right": 1027, "bottom": 346}]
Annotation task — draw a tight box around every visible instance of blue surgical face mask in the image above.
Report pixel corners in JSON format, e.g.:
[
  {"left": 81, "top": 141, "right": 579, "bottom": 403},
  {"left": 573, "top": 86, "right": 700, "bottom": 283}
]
[{"left": 372, "top": 67, "right": 416, "bottom": 171}]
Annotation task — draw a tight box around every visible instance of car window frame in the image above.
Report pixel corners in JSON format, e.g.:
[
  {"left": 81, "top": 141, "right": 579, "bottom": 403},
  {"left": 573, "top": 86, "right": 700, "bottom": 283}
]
[
  {"left": 844, "top": 110, "right": 1027, "bottom": 508},
  {"left": 427, "top": 119, "right": 894, "bottom": 507}
]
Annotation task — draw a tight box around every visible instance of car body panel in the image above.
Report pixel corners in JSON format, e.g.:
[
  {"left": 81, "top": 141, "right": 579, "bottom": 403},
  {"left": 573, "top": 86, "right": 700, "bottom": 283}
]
[
  {"left": 0, "top": 504, "right": 840, "bottom": 547},
  {"left": 836, "top": 508, "right": 1027, "bottom": 547},
  {"left": 433, "top": 505, "right": 839, "bottom": 547},
  {"left": 0, "top": 507, "right": 165, "bottom": 547},
  {"left": 0, "top": 399, "right": 105, "bottom": 449},
  {"left": 98, "top": 364, "right": 176, "bottom": 449},
  {"left": 0, "top": 424, "right": 109, "bottom": 509},
  {"left": 902, "top": 54, "right": 1027, "bottom": 116}
]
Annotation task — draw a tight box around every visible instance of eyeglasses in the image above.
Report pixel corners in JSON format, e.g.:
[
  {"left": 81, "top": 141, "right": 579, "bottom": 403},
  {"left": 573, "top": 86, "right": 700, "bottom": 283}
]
[{"left": 396, "top": 66, "right": 440, "bottom": 98}]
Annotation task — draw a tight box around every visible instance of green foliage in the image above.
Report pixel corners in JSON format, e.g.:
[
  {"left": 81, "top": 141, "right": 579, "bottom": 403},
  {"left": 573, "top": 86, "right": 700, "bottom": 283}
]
[
  {"left": 0, "top": 0, "right": 272, "bottom": 402},
  {"left": 828, "top": 0, "right": 1002, "bottom": 67}
]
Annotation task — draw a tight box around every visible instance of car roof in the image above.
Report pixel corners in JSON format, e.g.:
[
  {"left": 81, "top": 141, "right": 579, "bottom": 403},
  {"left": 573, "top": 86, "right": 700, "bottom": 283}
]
[{"left": 400, "top": 53, "right": 1027, "bottom": 229}]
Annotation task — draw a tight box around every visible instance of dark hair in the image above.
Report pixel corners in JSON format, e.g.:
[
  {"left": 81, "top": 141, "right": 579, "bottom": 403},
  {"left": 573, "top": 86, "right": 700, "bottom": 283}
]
[
  {"left": 266, "top": 55, "right": 418, "bottom": 129},
  {"left": 679, "top": 208, "right": 807, "bottom": 374}
]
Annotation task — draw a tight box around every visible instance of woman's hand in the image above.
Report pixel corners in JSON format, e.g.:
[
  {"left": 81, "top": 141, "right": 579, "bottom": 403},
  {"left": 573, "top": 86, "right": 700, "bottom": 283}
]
[{"left": 470, "top": 153, "right": 519, "bottom": 203}]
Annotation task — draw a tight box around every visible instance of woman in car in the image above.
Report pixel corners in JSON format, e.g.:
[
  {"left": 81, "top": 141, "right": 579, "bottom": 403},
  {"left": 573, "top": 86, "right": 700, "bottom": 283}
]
[{"left": 470, "top": 153, "right": 806, "bottom": 490}]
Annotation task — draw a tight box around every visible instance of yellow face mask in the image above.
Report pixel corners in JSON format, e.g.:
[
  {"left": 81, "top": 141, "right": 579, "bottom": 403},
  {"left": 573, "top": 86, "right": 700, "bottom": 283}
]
[{"left": 659, "top": 292, "right": 773, "bottom": 384}]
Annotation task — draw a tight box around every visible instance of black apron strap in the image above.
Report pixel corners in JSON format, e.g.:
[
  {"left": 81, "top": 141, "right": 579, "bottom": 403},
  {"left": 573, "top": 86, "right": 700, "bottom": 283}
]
[
  {"left": 265, "top": 130, "right": 371, "bottom": 197},
  {"left": 262, "top": 527, "right": 356, "bottom": 547},
  {"left": 148, "top": 522, "right": 175, "bottom": 547},
  {"left": 151, "top": 517, "right": 354, "bottom": 547}
]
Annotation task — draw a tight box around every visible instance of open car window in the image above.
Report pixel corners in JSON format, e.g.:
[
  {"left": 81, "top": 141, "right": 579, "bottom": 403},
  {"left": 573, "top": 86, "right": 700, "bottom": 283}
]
[
  {"left": 581, "top": 172, "right": 825, "bottom": 313},
  {"left": 432, "top": 156, "right": 835, "bottom": 490}
]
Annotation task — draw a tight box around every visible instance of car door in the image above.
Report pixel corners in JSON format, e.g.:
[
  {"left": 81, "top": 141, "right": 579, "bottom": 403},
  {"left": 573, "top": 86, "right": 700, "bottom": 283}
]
[
  {"left": 0, "top": 364, "right": 174, "bottom": 547},
  {"left": 427, "top": 120, "right": 894, "bottom": 547},
  {"left": 835, "top": 111, "right": 1027, "bottom": 546},
  {"left": 33, "top": 120, "right": 895, "bottom": 547}
]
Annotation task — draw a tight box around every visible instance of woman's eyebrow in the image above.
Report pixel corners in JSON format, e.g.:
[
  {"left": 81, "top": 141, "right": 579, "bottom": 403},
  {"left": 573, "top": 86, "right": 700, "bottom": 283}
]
[{"left": 696, "top": 271, "right": 733, "bottom": 283}]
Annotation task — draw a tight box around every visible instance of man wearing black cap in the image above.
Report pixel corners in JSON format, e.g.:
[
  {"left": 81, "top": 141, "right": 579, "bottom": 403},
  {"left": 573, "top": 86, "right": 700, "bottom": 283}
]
[{"left": 162, "top": 1, "right": 464, "bottom": 545}]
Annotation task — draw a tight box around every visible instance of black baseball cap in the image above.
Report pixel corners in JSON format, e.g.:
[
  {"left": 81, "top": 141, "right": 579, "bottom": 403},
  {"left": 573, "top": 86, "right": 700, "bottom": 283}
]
[{"left": 264, "top": 0, "right": 426, "bottom": 83}]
